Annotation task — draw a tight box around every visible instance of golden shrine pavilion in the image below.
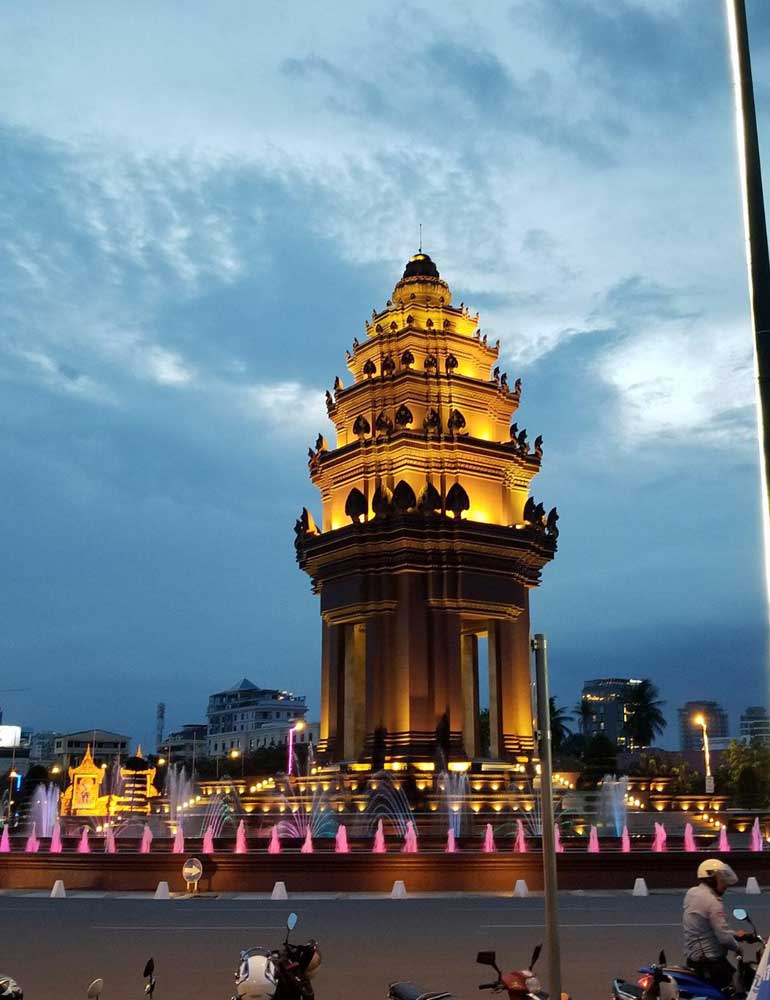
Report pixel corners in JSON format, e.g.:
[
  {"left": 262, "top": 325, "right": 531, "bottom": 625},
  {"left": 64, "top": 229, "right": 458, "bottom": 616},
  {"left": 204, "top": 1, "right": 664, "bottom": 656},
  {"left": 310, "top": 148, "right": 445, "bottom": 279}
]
[{"left": 295, "top": 252, "right": 558, "bottom": 768}]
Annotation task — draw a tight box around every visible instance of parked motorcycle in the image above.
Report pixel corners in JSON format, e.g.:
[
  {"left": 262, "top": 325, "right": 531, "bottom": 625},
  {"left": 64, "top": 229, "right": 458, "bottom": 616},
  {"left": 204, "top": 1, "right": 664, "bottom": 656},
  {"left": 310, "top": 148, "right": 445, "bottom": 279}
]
[
  {"left": 612, "top": 907, "right": 764, "bottom": 1000},
  {"left": 234, "top": 912, "right": 321, "bottom": 1000},
  {"left": 0, "top": 974, "right": 22, "bottom": 1000},
  {"left": 0, "top": 956, "right": 153, "bottom": 1000}
]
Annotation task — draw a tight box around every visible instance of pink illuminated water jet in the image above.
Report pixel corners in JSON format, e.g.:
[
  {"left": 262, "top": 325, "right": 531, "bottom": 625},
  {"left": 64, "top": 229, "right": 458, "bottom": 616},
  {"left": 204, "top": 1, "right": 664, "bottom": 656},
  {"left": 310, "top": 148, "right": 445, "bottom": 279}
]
[
  {"left": 445, "top": 829, "right": 457, "bottom": 853},
  {"left": 25, "top": 823, "right": 39, "bottom": 853},
  {"left": 514, "top": 819, "right": 527, "bottom": 853},
  {"left": 652, "top": 822, "right": 667, "bottom": 853},
  {"left": 402, "top": 821, "right": 418, "bottom": 853},
  {"left": 104, "top": 827, "right": 117, "bottom": 854},
  {"left": 235, "top": 820, "right": 248, "bottom": 855},
  {"left": 751, "top": 817, "right": 763, "bottom": 852},
  {"left": 0, "top": 827, "right": 10, "bottom": 853},
  {"left": 372, "top": 819, "right": 386, "bottom": 853},
  {"left": 718, "top": 826, "right": 730, "bottom": 852},
  {"left": 140, "top": 825, "right": 153, "bottom": 854},
  {"left": 621, "top": 826, "right": 631, "bottom": 853},
  {"left": 77, "top": 828, "right": 90, "bottom": 854},
  {"left": 172, "top": 825, "right": 185, "bottom": 854},
  {"left": 335, "top": 825, "right": 349, "bottom": 854},
  {"left": 554, "top": 824, "right": 564, "bottom": 854},
  {"left": 684, "top": 823, "right": 697, "bottom": 852},
  {"left": 301, "top": 829, "right": 313, "bottom": 853},
  {"left": 482, "top": 823, "right": 496, "bottom": 853},
  {"left": 268, "top": 826, "right": 281, "bottom": 854},
  {"left": 587, "top": 826, "right": 600, "bottom": 853},
  {"left": 202, "top": 825, "right": 215, "bottom": 854},
  {"left": 50, "top": 822, "right": 62, "bottom": 854}
]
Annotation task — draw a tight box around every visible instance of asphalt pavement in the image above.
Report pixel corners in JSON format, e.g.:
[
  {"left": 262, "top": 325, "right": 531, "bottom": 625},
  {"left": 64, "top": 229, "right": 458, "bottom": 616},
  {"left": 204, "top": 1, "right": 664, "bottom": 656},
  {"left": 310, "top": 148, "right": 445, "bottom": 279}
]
[{"left": 2, "top": 890, "right": 770, "bottom": 1000}]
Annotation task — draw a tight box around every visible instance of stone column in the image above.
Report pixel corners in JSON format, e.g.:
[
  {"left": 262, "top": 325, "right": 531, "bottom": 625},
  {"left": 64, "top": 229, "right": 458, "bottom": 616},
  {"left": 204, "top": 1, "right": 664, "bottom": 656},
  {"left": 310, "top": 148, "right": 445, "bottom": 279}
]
[{"left": 343, "top": 622, "right": 366, "bottom": 759}]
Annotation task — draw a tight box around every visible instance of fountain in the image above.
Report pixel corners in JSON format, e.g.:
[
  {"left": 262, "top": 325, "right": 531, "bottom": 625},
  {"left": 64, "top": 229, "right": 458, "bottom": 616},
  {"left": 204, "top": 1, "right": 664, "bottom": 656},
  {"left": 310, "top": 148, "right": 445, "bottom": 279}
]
[
  {"left": 751, "top": 817, "right": 763, "bottom": 852},
  {"left": 598, "top": 775, "right": 628, "bottom": 836},
  {"left": 587, "top": 826, "right": 600, "bottom": 853},
  {"left": 718, "top": 826, "right": 730, "bottom": 852},
  {"left": 235, "top": 820, "right": 248, "bottom": 855},
  {"left": 50, "top": 821, "right": 62, "bottom": 853},
  {"left": 0, "top": 827, "right": 10, "bottom": 852},
  {"left": 77, "top": 828, "right": 90, "bottom": 853},
  {"left": 276, "top": 781, "right": 336, "bottom": 842},
  {"left": 652, "top": 822, "right": 667, "bottom": 853},
  {"left": 172, "top": 825, "right": 185, "bottom": 854},
  {"left": 446, "top": 828, "right": 458, "bottom": 853},
  {"left": 439, "top": 770, "right": 470, "bottom": 837},
  {"left": 105, "top": 827, "right": 117, "bottom": 854},
  {"left": 621, "top": 826, "right": 631, "bottom": 852},
  {"left": 554, "top": 824, "right": 564, "bottom": 854},
  {"left": 482, "top": 823, "right": 496, "bottom": 853},
  {"left": 25, "top": 823, "right": 39, "bottom": 853},
  {"left": 372, "top": 818, "right": 386, "bottom": 853},
  {"left": 514, "top": 819, "right": 527, "bottom": 853},
  {"left": 268, "top": 826, "right": 281, "bottom": 854},
  {"left": 166, "top": 765, "right": 195, "bottom": 823},
  {"left": 28, "top": 784, "right": 60, "bottom": 839},
  {"left": 684, "top": 823, "right": 697, "bottom": 852},
  {"left": 140, "top": 824, "right": 153, "bottom": 854},
  {"left": 364, "top": 774, "right": 416, "bottom": 839},
  {"left": 202, "top": 825, "right": 215, "bottom": 854},
  {"left": 301, "top": 829, "right": 314, "bottom": 853},
  {"left": 402, "top": 820, "right": 418, "bottom": 853},
  {"left": 335, "top": 825, "right": 349, "bottom": 854}
]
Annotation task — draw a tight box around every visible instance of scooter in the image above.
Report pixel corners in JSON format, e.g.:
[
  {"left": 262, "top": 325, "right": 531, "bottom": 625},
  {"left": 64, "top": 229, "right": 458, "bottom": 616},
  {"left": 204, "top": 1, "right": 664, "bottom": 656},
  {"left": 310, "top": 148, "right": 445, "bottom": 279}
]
[
  {"left": 234, "top": 912, "right": 321, "bottom": 1000},
  {"left": 389, "top": 944, "right": 549, "bottom": 1000},
  {"left": 612, "top": 908, "right": 764, "bottom": 1000}
]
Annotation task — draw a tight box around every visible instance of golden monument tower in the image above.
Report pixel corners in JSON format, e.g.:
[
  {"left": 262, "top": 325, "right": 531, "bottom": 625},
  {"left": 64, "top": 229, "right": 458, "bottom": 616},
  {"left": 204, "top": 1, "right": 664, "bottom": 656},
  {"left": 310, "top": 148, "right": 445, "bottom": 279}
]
[{"left": 296, "top": 252, "right": 558, "bottom": 768}]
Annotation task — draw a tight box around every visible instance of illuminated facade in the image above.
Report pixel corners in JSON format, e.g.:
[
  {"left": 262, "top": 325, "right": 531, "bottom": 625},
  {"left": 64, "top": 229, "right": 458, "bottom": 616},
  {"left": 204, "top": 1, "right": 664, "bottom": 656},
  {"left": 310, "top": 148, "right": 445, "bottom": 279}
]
[{"left": 296, "top": 253, "right": 558, "bottom": 765}]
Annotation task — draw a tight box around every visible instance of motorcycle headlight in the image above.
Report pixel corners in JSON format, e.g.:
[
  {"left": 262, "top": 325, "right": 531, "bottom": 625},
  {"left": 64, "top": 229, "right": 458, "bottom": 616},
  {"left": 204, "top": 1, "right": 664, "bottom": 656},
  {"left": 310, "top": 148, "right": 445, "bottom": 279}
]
[{"left": 526, "top": 976, "right": 541, "bottom": 993}]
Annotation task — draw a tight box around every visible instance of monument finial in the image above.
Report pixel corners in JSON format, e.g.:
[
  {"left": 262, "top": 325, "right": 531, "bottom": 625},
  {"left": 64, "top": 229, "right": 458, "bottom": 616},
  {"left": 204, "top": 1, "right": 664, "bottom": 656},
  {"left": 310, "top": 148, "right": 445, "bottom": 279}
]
[{"left": 419, "top": 222, "right": 422, "bottom": 253}]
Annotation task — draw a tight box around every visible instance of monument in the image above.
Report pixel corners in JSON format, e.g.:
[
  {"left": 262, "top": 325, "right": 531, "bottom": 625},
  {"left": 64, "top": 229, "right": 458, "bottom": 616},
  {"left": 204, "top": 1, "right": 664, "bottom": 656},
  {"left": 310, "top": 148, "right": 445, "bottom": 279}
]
[{"left": 296, "top": 252, "right": 558, "bottom": 769}]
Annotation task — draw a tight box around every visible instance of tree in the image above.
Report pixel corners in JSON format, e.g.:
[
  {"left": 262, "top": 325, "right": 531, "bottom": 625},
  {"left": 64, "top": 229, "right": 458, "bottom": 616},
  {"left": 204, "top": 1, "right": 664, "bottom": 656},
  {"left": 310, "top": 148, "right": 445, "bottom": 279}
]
[
  {"left": 549, "top": 697, "right": 572, "bottom": 752},
  {"left": 716, "top": 740, "right": 770, "bottom": 807},
  {"left": 625, "top": 679, "right": 666, "bottom": 748},
  {"left": 580, "top": 733, "right": 617, "bottom": 785},
  {"left": 573, "top": 698, "right": 593, "bottom": 736}
]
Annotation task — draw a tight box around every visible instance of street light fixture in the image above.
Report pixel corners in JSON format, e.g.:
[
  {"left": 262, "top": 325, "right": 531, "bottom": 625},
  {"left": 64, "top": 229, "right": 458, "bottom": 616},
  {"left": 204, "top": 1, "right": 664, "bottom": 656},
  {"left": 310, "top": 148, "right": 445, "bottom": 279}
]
[
  {"left": 693, "top": 714, "right": 714, "bottom": 793},
  {"left": 287, "top": 720, "right": 306, "bottom": 776}
]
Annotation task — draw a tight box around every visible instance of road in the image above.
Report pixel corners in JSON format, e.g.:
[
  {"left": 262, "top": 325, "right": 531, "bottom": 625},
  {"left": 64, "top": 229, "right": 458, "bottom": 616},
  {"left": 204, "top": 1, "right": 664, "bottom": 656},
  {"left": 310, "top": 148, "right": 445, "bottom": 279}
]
[{"left": 1, "top": 891, "right": 769, "bottom": 1000}]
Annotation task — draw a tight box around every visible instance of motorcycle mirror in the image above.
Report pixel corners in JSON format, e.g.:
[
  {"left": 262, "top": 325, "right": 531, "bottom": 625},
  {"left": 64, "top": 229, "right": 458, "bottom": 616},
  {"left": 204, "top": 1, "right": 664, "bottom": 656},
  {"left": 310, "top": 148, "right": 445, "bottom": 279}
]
[
  {"left": 287, "top": 913, "right": 298, "bottom": 932},
  {"left": 87, "top": 979, "right": 104, "bottom": 1000},
  {"left": 530, "top": 944, "right": 542, "bottom": 970},
  {"left": 658, "top": 950, "right": 667, "bottom": 967},
  {"left": 733, "top": 908, "right": 749, "bottom": 922},
  {"left": 477, "top": 951, "right": 498, "bottom": 970},
  {"left": 143, "top": 959, "right": 155, "bottom": 978}
]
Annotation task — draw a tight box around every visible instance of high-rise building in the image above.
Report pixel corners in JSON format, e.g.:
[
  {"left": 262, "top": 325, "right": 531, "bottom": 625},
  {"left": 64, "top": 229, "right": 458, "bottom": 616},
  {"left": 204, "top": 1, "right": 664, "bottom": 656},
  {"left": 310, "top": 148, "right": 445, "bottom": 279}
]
[
  {"left": 580, "top": 678, "right": 642, "bottom": 749},
  {"left": 295, "top": 252, "right": 558, "bottom": 765},
  {"left": 740, "top": 706, "right": 770, "bottom": 745},
  {"left": 206, "top": 678, "right": 309, "bottom": 755},
  {"left": 679, "top": 701, "right": 729, "bottom": 751}
]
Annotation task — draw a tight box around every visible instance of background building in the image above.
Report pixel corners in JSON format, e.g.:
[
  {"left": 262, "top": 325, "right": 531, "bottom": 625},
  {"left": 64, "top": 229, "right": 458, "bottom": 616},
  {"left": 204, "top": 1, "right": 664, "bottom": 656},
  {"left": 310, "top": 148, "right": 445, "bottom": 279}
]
[
  {"left": 53, "top": 730, "right": 130, "bottom": 771},
  {"left": 206, "top": 678, "right": 309, "bottom": 755},
  {"left": 29, "top": 730, "right": 61, "bottom": 763},
  {"left": 581, "top": 678, "right": 642, "bottom": 749},
  {"left": 161, "top": 723, "right": 208, "bottom": 764},
  {"left": 678, "top": 701, "right": 728, "bottom": 751},
  {"left": 740, "top": 706, "right": 770, "bottom": 745}
]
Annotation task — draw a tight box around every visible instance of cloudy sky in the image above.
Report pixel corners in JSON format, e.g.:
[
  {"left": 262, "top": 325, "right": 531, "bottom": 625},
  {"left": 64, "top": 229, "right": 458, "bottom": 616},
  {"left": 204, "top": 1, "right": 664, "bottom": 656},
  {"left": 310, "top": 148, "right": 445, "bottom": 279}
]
[{"left": 2, "top": 1, "right": 770, "bottom": 751}]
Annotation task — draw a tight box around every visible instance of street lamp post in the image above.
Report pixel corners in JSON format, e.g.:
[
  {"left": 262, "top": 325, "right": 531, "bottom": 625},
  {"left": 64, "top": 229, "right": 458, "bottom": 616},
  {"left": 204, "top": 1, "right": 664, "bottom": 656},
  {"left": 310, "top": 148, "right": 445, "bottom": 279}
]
[
  {"left": 694, "top": 715, "right": 714, "bottom": 794},
  {"left": 5, "top": 747, "right": 17, "bottom": 827},
  {"left": 287, "top": 721, "right": 306, "bottom": 776}
]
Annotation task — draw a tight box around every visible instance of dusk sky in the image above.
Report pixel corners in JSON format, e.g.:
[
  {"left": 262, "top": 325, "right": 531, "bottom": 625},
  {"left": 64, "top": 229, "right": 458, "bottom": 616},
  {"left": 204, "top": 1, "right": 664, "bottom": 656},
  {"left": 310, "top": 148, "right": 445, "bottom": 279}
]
[{"left": 2, "top": 1, "right": 770, "bottom": 751}]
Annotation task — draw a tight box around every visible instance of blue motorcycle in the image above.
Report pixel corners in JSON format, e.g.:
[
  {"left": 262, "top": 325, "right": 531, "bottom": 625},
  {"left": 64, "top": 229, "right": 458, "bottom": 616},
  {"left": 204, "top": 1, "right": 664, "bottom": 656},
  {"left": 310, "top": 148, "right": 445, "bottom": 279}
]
[{"left": 613, "top": 908, "right": 764, "bottom": 1000}]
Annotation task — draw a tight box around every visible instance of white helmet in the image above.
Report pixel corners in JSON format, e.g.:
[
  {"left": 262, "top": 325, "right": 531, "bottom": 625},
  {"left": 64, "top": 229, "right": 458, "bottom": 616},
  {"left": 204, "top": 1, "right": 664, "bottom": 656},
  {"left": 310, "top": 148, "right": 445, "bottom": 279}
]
[
  {"left": 697, "top": 859, "right": 738, "bottom": 885},
  {"left": 235, "top": 949, "right": 277, "bottom": 1000}
]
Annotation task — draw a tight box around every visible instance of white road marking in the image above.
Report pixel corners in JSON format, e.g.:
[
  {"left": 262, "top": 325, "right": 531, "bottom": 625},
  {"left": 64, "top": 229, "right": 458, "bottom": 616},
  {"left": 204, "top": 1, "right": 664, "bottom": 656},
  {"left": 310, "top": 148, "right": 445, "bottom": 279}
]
[
  {"left": 91, "top": 924, "right": 287, "bottom": 931},
  {"left": 479, "top": 922, "right": 681, "bottom": 928}
]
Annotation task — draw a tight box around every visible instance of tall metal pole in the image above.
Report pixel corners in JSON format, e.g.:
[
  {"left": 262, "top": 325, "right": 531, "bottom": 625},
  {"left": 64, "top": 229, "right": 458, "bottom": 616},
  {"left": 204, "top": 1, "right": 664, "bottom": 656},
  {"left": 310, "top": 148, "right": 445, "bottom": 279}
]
[
  {"left": 532, "top": 634, "right": 562, "bottom": 1000},
  {"left": 726, "top": 1, "right": 770, "bottom": 592}
]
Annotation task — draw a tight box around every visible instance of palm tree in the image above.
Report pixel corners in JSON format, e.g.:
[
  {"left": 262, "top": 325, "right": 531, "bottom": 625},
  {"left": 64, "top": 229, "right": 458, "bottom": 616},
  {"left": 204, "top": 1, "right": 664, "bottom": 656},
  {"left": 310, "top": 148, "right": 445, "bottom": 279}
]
[
  {"left": 625, "top": 679, "right": 666, "bottom": 749},
  {"left": 573, "top": 698, "right": 593, "bottom": 736},
  {"left": 549, "top": 697, "right": 572, "bottom": 752}
]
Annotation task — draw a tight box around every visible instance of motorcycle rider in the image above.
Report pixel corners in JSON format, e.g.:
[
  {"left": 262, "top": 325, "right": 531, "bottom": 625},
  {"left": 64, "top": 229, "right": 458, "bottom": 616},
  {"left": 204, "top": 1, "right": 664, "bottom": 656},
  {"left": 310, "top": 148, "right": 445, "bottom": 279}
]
[{"left": 683, "top": 859, "right": 754, "bottom": 991}]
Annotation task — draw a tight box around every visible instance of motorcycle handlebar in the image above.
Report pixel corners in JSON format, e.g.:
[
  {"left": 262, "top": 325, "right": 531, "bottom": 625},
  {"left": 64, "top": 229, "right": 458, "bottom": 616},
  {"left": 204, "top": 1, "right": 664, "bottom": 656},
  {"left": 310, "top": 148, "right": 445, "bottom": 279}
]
[{"left": 479, "top": 983, "right": 498, "bottom": 990}]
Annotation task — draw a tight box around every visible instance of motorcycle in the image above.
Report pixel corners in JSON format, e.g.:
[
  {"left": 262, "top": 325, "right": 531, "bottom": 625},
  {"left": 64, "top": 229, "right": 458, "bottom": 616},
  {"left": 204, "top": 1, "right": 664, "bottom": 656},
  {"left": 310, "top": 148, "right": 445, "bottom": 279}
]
[
  {"left": 389, "top": 944, "right": 549, "bottom": 1000},
  {"left": 234, "top": 912, "right": 321, "bottom": 1000},
  {"left": 612, "top": 907, "right": 765, "bottom": 1000}
]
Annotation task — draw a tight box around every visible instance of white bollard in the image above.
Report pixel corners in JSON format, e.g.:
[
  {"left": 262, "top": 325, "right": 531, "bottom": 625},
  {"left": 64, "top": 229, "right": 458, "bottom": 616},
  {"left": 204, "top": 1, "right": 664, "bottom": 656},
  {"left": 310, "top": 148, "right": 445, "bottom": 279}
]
[
  {"left": 271, "top": 881, "right": 288, "bottom": 900},
  {"left": 154, "top": 881, "right": 171, "bottom": 900},
  {"left": 391, "top": 879, "right": 407, "bottom": 899},
  {"left": 632, "top": 878, "right": 649, "bottom": 897},
  {"left": 746, "top": 877, "right": 761, "bottom": 895},
  {"left": 513, "top": 879, "right": 529, "bottom": 898},
  {"left": 50, "top": 879, "right": 66, "bottom": 899}
]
